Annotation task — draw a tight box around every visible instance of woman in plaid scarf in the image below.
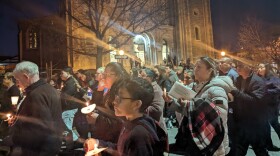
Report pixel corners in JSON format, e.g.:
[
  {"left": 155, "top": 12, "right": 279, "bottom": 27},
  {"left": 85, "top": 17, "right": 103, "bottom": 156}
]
[{"left": 166, "top": 56, "right": 236, "bottom": 156}]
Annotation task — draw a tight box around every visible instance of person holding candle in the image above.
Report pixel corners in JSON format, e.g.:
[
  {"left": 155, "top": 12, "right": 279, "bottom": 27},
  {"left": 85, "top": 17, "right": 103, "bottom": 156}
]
[
  {"left": 85, "top": 77, "right": 165, "bottom": 156},
  {"left": 0, "top": 72, "right": 22, "bottom": 138},
  {"left": 1, "top": 72, "right": 21, "bottom": 113},
  {"left": 11, "top": 61, "right": 63, "bottom": 156},
  {"left": 86, "top": 62, "right": 128, "bottom": 148}
]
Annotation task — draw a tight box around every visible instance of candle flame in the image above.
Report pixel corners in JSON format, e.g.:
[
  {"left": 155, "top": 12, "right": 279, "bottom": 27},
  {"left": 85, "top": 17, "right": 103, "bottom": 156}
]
[
  {"left": 86, "top": 102, "right": 89, "bottom": 106},
  {"left": 6, "top": 114, "right": 12, "bottom": 121},
  {"left": 94, "top": 144, "right": 98, "bottom": 150}
]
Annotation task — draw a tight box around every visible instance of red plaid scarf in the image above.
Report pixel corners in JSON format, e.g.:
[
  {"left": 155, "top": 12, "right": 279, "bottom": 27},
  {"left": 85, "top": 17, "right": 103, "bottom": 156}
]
[{"left": 187, "top": 98, "right": 224, "bottom": 152}]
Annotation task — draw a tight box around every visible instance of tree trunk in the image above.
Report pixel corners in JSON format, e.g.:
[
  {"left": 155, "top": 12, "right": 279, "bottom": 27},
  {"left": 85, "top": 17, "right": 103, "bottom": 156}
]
[{"left": 96, "top": 46, "right": 103, "bottom": 68}]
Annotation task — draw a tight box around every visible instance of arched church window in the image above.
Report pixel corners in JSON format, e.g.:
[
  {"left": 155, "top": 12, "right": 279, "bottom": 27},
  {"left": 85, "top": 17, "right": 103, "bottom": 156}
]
[
  {"left": 195, "top": 27, "right": 200, "bottom": 40},
  {"left": 162, "top": 40, "right": 169, "bottom": 63},
  {"left": 27, "top": 27, "right": 38, "bottom": 49}
]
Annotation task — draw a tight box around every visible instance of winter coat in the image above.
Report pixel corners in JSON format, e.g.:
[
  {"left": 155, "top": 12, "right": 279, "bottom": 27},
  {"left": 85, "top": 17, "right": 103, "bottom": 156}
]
[
  {"left": 99, "top": 115, "right": 162, "bottom": 156},
  {"left": 171, "top": 76, "right": 235, "bottom": 156},
  {"left": 262, "top": 75, "right": 280, "bottom": 108},
  {"left": 12, "top": 79, "right": 63, "bottom": 155},
  {"left": 146, "top": 81, "right": 167, "bottom": 133},
  {"left": 231, "top": 73, "right": 267, "bottom": 123},
  {"left": 157, "top": 75, "right": 172, "bottom": 92},
  {"left": 61, "top": 76, "right": 84, "bottom": 111},
  {"left": 92, "top": 81, "right": 123, "bottom": 144},
  {"left": 0, "top": 84, "right": 21, "bottom": 113}
]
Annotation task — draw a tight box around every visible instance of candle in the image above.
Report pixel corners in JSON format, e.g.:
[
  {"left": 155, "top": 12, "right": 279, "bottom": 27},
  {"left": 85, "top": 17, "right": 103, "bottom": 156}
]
[
  {"left": 7, "top": 114, "right": 11, "bottom": 120},
  {"left": 5, "top": 113, "right": 12, "bottom": 122},
  {"left": 81, "top": 104, "right": 96, "bottom": 114},
  {"left": 94, "top": 144, "right": 98, "bottom": 150},
  {"left": 11, "top": 96, "right": 19, "bottom": 105}
]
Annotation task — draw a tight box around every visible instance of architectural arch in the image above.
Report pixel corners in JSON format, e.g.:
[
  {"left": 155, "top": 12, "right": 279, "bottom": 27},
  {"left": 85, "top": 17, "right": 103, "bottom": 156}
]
[
  {"left": 133, "top": 33, "right": 156, "bottom": 66},
  {"left": 194, "top": 26, "right": 201, "bottom": 41}
]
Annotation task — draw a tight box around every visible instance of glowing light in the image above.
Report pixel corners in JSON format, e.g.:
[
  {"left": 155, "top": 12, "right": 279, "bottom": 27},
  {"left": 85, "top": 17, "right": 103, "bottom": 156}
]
[
  {"left": 193, "top": 41, "right": 258, "bottom": 66},
  {"left": 221, "top": 51, "right": 226, "bottom": 56},
  {"left": 7, "top": 114, "right": 11, "bottom": 119},
  {"left": 11, "top": 96, "right": 19, "bottom": 105},
  {"left": 119, "top": 50, "right": 124, "bottom": 55}
]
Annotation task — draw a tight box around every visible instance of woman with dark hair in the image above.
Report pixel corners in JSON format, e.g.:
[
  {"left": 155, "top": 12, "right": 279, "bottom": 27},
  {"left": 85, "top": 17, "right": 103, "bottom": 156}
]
[
  {"left": 154, "top": 65, "right": 175, "bottom": 128},
  {"left": 166, "top": 56, "right": 235, "bottom": 156},
  {"left": 85, "top": 77, "right": 166, "bottom": 156},
  {"left": 257, "top": 63, "right": 280, "bottom": 151},
  {"left": 140, "top": 68, "right": 167, "bottom": 133},
  {"left": 86, "top": 62, "right": 129, "bottom": 147}
]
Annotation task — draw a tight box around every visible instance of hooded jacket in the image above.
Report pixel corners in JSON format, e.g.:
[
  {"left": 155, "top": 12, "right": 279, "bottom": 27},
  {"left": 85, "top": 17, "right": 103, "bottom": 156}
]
[{"left": 99, "top": 115, "right": 162, "bottom": 156}]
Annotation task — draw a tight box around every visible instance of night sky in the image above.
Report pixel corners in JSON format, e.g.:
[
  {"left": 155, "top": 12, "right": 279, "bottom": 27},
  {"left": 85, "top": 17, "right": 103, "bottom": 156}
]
[
  {"left": 0, "top": 0, "right": 279, "bottom": 57},
  {"left": 0, "top": 0, "right": 60, "bottom": 57}
]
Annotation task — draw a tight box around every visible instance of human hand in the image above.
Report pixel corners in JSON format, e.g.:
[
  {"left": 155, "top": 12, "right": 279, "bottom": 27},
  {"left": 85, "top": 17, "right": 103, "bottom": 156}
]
[
  {"left": 84, "top": 138, "right": 99, "bottom": 152},
  {"left": 177, "top": 98, "right": 189, "bottom": 107},
  {"left": 163, "top": 93, "right": 173, "bottom": 103},
  {"left": 7, "top": 115, "right": 16, "bottom": 126},
  {"left": 228, "top": 93, "right": 234, "bottom": 102}
]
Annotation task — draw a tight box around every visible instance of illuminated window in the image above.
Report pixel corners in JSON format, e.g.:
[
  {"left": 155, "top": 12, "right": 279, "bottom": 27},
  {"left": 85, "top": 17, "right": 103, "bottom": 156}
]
[
  {"left": 27, "top": 27, "right": 38, "bottom": 49},
  {"left": 195, "top": 27, "right": 200, "bottom": 40}
]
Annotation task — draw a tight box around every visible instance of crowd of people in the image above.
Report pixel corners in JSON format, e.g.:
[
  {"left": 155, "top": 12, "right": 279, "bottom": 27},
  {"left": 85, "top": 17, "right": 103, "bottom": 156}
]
[{"left": 0, "top": 57, "right": 279, "bottom": 156}]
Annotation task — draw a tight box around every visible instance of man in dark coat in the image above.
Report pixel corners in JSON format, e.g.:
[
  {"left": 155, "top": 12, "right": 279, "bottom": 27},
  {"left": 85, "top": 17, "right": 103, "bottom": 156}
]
[
  {"left": 11, "top": 61, "right": 63, "bottom": 156},
  {"left": 229, "top": 61, "right": 268, "bottom": 156}
]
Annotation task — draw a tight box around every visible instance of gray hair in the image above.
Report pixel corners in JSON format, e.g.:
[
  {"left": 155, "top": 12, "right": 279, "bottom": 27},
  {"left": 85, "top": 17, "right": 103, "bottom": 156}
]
[
  {"left": 13, "top": 61, "right": 39, "bottom": 76},
  {"left": 97, "top": 67, "right": 105, "bottom": 74}
]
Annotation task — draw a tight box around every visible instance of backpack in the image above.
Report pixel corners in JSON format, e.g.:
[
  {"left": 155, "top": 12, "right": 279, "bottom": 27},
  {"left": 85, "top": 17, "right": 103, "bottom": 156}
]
[{"left": 136, "top": 120, "right": 169, "bottom": 155}]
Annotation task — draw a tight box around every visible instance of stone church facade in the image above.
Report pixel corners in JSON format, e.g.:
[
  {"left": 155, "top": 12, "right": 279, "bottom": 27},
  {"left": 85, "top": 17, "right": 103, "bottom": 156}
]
[{"left": 18, "top": 0, "right": 214, "bottom": 70}]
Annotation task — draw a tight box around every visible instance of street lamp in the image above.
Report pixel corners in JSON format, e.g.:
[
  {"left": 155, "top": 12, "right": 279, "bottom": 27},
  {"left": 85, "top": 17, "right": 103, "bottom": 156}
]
[
  {"left": 119, "top": 50, "right": 124, "bottom": 65},
  {"left": 221, "top": 51, "right": 226, "bottom": 56},
  {"left": 119, "top": 50, "right": 124, "bottom": 55}
]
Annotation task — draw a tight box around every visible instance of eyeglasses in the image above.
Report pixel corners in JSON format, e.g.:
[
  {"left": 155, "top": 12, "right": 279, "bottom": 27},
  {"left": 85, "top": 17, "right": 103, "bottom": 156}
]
[
  {"left": 114, "top": 95, "right": 134, "bottom": 104},
  {"left": 103, "top": 73, "right": 116, "bottom": 78}
]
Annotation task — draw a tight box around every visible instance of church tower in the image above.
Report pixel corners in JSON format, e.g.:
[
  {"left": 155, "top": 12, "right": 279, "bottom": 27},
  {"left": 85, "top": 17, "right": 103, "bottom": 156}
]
[{"left": 175, "top": 0, "right": 215, "bottom": 63}]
